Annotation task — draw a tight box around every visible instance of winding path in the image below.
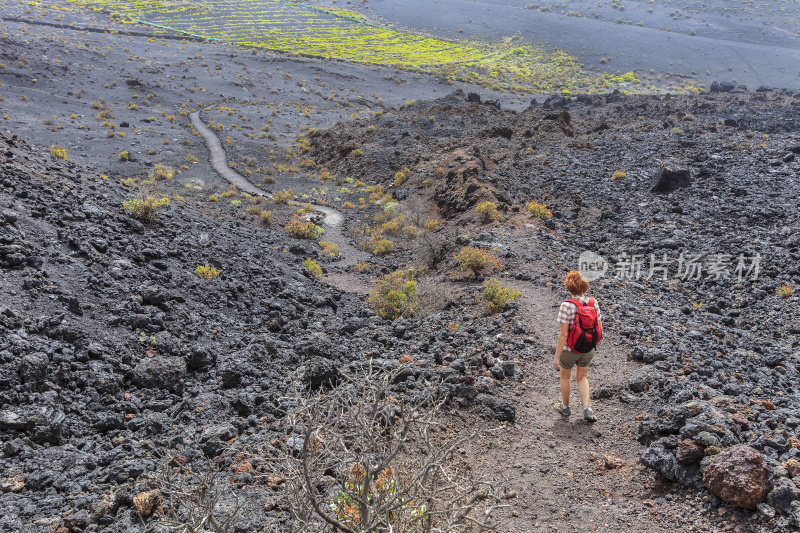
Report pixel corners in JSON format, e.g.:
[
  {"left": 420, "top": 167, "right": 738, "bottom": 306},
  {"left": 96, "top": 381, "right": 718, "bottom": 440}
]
[{"left": 189, "top": 109, "right": 368, "bottom": 270}]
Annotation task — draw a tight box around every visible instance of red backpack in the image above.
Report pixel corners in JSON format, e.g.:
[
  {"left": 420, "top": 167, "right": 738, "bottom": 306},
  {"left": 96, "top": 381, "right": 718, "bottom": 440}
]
[{"left": 566, "top": 298, "right": 602, "bottom": 353}]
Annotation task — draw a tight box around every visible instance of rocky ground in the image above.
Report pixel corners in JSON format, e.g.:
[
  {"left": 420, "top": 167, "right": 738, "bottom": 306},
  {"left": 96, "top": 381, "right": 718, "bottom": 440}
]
[
  {"left": 305, "top": 87, "right": 800, "bottom": 530},
  {"left": 1, "top": 2, "right": 800, "bottom": 532}
]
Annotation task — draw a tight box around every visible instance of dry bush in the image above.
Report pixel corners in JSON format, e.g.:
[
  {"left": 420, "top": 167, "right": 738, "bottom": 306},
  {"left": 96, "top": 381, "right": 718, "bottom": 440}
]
[
  {"left": 417, "top": 232, "right": 447, "bottom": 269},
  {"left": 143, "top": 457, "right": 247, "bottom": 533},
  {"left": 273, "top": 365, "right": 511, "bottom": 533},
  {"left": 414, "top": 277, "right": 452, "bottom": 318}
]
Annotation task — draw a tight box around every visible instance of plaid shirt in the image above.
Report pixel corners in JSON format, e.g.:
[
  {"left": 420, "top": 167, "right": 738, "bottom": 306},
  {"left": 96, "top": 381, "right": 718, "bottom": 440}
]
[{"left": 557, "top": 296, "right": 601, "bottom": 350}]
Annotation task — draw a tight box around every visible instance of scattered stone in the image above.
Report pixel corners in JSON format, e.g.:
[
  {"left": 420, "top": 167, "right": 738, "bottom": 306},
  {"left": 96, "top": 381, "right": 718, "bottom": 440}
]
[
  {"left": 652, "top": 161, "right": 691, "bottom": 193},
  {"left": 703, "top": 445, "right": 773, "bottom": 509},
  {"left": 767, "top": 477, "right": 800, "bottom": 516},
  {"left": 604, "top": 455, "right": 625, "bottom": 469},
  {"left": 677, "top": 438, "right": 705, "bottom": 465},
  {"left": 302, "top": 357, "right": 339, "bottom": 389},
  {"left": 133, "top": 490, "right": 162, "bottom": 517},
  {"left": 757, "top": 502, "right": 776, "bottom": 519},
  {"left": 476, "top": 394, "right": 515, "bottom": 422},
  {"left": 131, "top": 356, "right": 186, "bottom": 394},
  {"left": 1, "top": 475, "right": 24, "bottom": 493},
  {"left": 784, "top": 459, "right": 800, "bottom": 478}
]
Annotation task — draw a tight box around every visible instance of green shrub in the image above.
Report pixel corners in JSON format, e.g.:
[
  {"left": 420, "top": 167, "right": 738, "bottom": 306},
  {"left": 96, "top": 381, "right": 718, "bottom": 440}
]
[
  {"left": 260, "top": 210, "right": 273, "bottom": 225},
  {"left": 150, "top": 163, "right": 175, "bottom": 180},
  {"left": 455, "top": 246, "right": 503, "bottom": 276},
  {"left": 319, "top": 241, "right": 340, "bottom": 258},
  {"left": 273, "top": 189, "right": 295, "bottom": 204},
  {"left": 118, "top": 151, "right": 130, "bottom": 161},
  {"left": 368, "top": 268, "right": 417, "bottom": 320},
  {"left": 475, "top": 200, "right": 501, "bottom": 222},
  {"left": 393, "top": 167, "right": 411, "bottom": 187},
  {"left": 50, "top": 145, "right": 69, "bottom": 160},
  {"left": 777, "top": 285, "right": 794, "bottom": 298},
  {"left": 526, "top": 201, "right": 553, "bottom": 219},
  {"left": 122, "top": 196, "right": 170, "bottom": 220},
  {"left": 482, "top": 279, "right": 521, "bottom": 313},
  {"left": 362, "top": 235, "right": 394, "bottom": 255},
  {"left": 194, "top": 263, "right": 219, "bottom": 280},
  {"left": 286, "top": 219, "right": 324, "bottom": 239},
  {"left": 303, "top": 258, "right": 323, "bottom": 278}
]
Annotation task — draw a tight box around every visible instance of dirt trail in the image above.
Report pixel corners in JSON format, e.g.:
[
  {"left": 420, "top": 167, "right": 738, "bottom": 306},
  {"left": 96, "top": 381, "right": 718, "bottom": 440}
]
[
  {"left": 190, "top": 109, "right": 370, "bottom": 275},
  {"left": 459, "top": 278, "right": 675, "bottom": 532}
]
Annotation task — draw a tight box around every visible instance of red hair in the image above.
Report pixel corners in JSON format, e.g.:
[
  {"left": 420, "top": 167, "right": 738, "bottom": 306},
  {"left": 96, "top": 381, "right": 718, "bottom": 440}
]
[{"left": 564, "top": 270, "right": 589, "bottom": 296}]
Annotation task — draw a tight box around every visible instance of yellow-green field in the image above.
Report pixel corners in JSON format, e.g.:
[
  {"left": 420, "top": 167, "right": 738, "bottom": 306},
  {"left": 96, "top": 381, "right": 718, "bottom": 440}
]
[{"left": 67, "top": 0, "right": 649, "bottom": 93}]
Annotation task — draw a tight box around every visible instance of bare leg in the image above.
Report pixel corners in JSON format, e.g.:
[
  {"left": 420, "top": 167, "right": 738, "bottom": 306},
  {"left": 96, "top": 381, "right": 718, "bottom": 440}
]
[
  {"left": 560, "top": 368, "right": 572, "bottom": 405},
  {"left": 575, "top": 366, "right": 591, "bottom": 407}
]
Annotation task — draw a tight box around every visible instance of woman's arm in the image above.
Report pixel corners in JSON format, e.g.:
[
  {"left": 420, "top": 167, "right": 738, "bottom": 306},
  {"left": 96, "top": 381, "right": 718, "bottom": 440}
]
[{"left": 553, "top": 322, "right": 569, "bottom": 370}]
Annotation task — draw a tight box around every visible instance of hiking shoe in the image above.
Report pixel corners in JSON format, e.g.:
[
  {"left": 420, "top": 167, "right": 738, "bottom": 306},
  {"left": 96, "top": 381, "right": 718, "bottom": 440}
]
[
  {"left": 553, "top": 402, "right": 570, "bottom": 417},
  {"left": 583, "top": 407, "right": 597, "bottom": 423}
]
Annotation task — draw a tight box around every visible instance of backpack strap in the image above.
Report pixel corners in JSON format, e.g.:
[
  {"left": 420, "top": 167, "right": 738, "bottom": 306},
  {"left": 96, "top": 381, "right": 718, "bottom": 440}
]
[
  {"left": 568, "top": 298, "right": 584, "bottom": 308},
  {"left": 587, "top": 298, "right": 595, "bottom": 308}
]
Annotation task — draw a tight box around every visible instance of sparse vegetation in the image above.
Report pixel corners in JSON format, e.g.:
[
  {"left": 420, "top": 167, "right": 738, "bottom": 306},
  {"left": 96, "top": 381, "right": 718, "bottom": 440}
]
[
  {"left": 118, "top": 151, "right": 130, "bottom": 162},
  {"left": 122, "top": 196, "right": 170, "bottom": 220},
  {"left": 611, "top": 170, "right": 627, "bottom": 180},
  {"left": 353, "top": 261, "right": 370, "bottom": 272},
  {"left": 476, "top": 200, "right": 501, "bottom": 222},
  {"left": 260, "top": 210, "right": 273, "bottom": 225},
  {"left": 49, "top": 145, "right": 69, "bottom": 160},
  {"left": 455, "top": 246, "right": 503, "bottom": 277},
  {"left": 193, "top": 263, "right": 219, "bottom": 280},
  {"left": 776, "top": 285, "right": 794, "bottom": 298},
  {"left": 368, "top": 268, "right": 417, "bottom": 320},
  {"left": 319, "top": 241, "right": 340, "bottom": 258},
  {"left": 286, "top": 219, "right": 324, "bottom": 239},
  {"left": 526, "top": 201, "right": 553, "bottom": 219},
  {"left": 302, "top": 258, "right": 323, "bottom": 278},
  {"left": 393, "top": 167, "right": 411, "bottom": 187},
  {"left": 482, "top": 279, "right": 521, "bottom": 313},
  {"left": 273, "top": 189, "right": 295, "bottom": 204},
  {"left": 424, "top": 219, "right": 440, "bottom": 232},
  {"left": 150, "top": 163, "right": 175, "bottom": 180},
  {"left": 361, "top": 235, "right": 394, "bottom": 255}
]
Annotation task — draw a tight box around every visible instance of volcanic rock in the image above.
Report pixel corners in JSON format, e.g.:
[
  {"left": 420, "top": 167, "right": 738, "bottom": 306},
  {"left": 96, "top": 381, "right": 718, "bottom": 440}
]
[{"left": 703, "top": 445, "right": 772, "bottom": 509}]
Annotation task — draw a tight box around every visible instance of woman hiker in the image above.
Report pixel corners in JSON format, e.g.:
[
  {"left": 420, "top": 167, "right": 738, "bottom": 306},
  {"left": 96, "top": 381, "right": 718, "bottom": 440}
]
[{"left": 552, "top": 270, "right": 603, "bottom": 423}]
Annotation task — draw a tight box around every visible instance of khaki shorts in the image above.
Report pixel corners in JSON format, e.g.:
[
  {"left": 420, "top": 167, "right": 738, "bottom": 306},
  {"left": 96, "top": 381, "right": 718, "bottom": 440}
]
[{"left": 559, "top": 348, "right": 596, "bottom": 369}]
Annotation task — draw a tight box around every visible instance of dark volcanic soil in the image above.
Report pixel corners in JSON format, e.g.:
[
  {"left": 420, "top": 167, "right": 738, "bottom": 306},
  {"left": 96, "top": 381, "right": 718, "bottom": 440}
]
[
  {"left": 1, "top": 2, "right": 800, "bottom": 533},
  {"left": 354, "top": 0, "right": 800, "bottom": 91}
]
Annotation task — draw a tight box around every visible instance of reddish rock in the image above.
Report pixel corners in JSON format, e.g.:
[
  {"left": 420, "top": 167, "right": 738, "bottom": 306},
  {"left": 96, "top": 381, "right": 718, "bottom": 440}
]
[
  {"left": 603, "top": 455, "right": 625, "bottom": 469},
  {"left": 784, "top": 459, "right": 800, "bottom": 478},
  {"left": 676, "top": 438, "right": 705, "bottom": 465},
  {"left": 703, "top": 445, "right": 773, "bottom": 509},
  {"left": 398, "top": 354, "right": 414, "bottom": 364},
  {"left": 267, "top": 476, "right": 285, "bottom": 488},
  {"left": 231, "top": 461, "right": 253, "bottom": 474}
]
